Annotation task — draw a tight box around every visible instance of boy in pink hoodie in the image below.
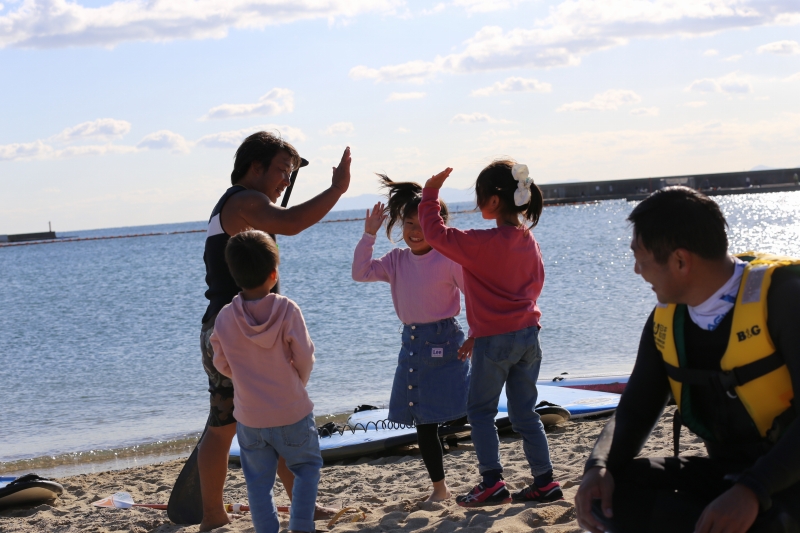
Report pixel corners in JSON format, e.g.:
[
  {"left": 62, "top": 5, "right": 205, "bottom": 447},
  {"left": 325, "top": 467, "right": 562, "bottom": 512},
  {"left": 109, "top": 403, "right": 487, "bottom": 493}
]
[{"left": 211, "top": 230, "right": 320, "bottom": 533}]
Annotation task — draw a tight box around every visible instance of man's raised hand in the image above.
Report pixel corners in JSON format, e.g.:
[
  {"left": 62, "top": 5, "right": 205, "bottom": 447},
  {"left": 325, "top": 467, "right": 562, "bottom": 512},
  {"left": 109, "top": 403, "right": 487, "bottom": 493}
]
[
  {"left": 365, "top": 202, "right": 386, "bottom": 236},
  {"left": 575, "top": 467, "right": 615, "bottom": 533},
  {"left": 332, "top": 147, "right": 351, "bottom": 194},
  {"left": 424, "top": 167, "right": 452, "bottom": 190}
]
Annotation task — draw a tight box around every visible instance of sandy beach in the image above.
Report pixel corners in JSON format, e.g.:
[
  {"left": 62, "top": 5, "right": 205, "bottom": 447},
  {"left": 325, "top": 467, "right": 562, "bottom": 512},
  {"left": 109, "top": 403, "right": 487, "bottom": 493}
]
[{"left": 1, "top": 406, "right": 706, "bottom": 533}]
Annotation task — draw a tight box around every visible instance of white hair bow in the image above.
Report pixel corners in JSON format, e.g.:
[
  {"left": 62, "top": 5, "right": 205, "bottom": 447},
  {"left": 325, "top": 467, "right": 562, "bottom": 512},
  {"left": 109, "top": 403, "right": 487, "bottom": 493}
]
[{"left": 511, "top": 164, "right": 533, "bottom": 206}]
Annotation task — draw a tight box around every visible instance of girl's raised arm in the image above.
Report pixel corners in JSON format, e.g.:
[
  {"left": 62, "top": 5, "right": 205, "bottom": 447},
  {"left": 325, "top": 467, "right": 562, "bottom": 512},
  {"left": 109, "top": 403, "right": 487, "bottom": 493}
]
[
  {"left": 419, "top": 180, "right": 488, "bottom": 268},
  {"left": 352, "top": 202, "right": 394, "bottom": 282},
  {"left": 364, "top": 202, "right": 387, "bottom": 236}
]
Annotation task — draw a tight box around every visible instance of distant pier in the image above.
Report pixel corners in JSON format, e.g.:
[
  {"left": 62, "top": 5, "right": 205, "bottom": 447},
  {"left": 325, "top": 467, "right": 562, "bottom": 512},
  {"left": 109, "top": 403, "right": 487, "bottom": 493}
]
[{"left": 0, "top": 229, "right": 204, "bottom": 248}]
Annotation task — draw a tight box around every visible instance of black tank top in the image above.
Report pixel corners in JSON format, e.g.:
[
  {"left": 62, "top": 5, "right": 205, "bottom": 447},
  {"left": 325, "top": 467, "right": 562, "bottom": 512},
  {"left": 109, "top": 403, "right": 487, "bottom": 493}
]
[
  {"left": 201, "top": 186, "right": 282, "bottom": 323},
  {"left": 202, "top": 186, "right": 245, "bottom": 323}
]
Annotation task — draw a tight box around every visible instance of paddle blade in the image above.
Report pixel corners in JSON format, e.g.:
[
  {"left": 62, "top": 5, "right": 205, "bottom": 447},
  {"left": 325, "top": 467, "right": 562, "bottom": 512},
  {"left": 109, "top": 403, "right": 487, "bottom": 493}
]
[{"left": 167, "top": 428, "right": 206, "bottom": 524}]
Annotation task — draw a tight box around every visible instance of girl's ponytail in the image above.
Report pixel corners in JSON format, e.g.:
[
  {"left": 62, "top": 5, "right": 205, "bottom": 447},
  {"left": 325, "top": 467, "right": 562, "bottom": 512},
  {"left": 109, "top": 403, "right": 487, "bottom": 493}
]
[
  {"left": 475, "top": 159, "right": 542, "bottom": 228},
  {"left": 377, "top": 174, "right": 449, "bottom": 241},
  {"left": 525, "top": 183, "right": 543, "bottom": 227}
]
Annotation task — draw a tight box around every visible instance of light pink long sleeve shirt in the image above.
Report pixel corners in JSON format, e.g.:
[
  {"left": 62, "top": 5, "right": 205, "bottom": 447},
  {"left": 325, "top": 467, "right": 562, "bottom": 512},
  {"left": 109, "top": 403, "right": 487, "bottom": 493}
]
[
  {"left": 419, "top": 188, "right": 544, "bottom": 338},
  {"left": 211, "top": 293, "right": 315, "bottom": 428},
  {"left": 352, "top": 232, "right": 465, "bottom": 325}
]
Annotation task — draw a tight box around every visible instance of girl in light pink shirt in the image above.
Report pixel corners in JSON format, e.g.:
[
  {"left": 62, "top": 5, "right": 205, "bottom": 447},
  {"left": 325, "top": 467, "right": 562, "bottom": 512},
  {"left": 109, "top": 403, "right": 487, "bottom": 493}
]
[{"left": 352, "top": 175, "right": 469, "bottom": 502}]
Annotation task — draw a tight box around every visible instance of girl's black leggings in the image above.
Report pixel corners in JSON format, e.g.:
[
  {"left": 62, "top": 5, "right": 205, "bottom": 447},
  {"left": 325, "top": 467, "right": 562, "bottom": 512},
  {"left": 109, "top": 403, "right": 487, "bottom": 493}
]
[{"left": 416, "top": 423, "right": 444, "bottom": 482}]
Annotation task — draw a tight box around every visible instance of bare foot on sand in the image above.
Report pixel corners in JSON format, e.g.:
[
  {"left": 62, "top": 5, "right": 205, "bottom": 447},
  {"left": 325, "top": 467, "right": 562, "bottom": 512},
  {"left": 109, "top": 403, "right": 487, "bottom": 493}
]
[
  {"left": 425, "top": 480, "right": 452, "bottom": 502},
  {"left": 313, "top": 504, "right": 339, "bottom": 520},
  {"left": 199, "top": 513, "right": 241, "bottom": 532}
]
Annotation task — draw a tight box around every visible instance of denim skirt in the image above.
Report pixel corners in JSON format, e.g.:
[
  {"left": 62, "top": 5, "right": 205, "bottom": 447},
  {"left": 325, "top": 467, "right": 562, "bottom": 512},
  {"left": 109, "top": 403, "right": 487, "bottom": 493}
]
[{"left": 388, "top": 317, "right": 470, "bottom": 426}]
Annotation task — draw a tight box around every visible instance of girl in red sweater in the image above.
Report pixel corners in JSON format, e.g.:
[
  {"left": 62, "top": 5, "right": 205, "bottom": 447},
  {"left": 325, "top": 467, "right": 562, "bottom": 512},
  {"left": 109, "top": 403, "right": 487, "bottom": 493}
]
[{"left": 418, "top": 160, "right": 561, "bottom": 508}]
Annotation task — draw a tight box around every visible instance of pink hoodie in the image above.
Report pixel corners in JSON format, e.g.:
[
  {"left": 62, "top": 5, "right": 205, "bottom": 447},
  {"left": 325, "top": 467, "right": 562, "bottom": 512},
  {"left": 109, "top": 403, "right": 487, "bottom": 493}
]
[{"left": 211, "top": 293, "right": 315, "bottom": 428}]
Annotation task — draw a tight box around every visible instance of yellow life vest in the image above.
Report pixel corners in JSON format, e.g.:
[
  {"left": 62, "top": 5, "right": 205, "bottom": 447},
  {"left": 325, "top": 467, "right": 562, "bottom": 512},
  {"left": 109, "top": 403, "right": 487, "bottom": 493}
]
[{"left": 653, "top": 252, "right": 799, "bottom": 442}]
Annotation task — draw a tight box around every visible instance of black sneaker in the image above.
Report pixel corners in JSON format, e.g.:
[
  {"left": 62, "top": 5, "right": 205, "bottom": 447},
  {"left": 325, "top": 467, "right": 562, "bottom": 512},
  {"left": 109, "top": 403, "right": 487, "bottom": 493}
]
[
  {"left": 511, "top": 481, "right": 564, "bottom": 503},
  {"left": 456, "top": 480, "right": 512, "bottom": 507}
]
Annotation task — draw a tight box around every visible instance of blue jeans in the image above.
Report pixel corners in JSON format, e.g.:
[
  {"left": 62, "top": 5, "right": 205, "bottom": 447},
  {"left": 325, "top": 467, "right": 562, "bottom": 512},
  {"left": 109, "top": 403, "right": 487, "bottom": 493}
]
[
  {"left": 467, "top": 325, "right": 553, "bottom": 478},
  {"left": 236, "top": 413, "right": 322, "bottom": 533}
]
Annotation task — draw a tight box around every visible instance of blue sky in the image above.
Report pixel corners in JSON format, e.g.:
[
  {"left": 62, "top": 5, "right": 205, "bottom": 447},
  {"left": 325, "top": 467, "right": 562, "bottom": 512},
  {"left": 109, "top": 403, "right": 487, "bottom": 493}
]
[{"left": 1, "top": 0, "right": 799, "bottom": 233}]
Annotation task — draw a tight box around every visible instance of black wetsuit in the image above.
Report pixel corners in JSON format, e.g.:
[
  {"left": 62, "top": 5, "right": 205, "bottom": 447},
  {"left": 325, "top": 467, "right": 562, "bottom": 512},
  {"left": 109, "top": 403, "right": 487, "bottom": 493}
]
[{"left": 585, "top": 268, "right": 800, "bottom": 533}]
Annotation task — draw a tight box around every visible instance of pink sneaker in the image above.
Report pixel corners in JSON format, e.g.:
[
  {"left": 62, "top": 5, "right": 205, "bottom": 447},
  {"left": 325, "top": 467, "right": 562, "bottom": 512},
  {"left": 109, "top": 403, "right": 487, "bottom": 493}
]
[
  {"left": 511, "top": 481, "right": 564, "bottom": 503},
  {"left": 456, "top": 480, "right": 512, "bottom": 507}
]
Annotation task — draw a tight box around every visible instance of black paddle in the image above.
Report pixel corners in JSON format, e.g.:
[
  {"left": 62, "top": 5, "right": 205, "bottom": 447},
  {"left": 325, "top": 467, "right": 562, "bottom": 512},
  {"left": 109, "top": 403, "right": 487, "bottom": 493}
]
[
  {"left": 167, "top": 157, "right": 309, "bottom": 525},
  {"left": 271, "top": 157, "right": 309, "bottom": 295}
]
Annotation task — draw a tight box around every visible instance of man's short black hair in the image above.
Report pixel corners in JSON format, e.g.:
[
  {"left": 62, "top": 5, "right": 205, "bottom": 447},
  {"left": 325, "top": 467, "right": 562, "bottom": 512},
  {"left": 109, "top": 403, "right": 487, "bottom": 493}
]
[
  {"left": 225, "top": 230, "right": 280, "bottom": 290},
  {"left": 628, "top": 186, "right": 728, "bottom": 264},
  {"left": 231, "top": 131, "right": 301, "bottom": 185}
]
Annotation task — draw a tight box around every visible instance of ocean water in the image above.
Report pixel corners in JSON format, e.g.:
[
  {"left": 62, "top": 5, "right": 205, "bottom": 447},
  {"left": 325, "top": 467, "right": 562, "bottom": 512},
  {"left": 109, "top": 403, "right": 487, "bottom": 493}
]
[{"left": 1, "top": 191, "right": 798, "bottom": 476}]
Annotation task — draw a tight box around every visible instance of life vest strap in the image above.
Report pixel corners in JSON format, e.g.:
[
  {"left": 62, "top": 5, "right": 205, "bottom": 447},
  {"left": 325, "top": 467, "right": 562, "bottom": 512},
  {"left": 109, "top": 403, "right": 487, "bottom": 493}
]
[
  {"left": 767, "top": 401, "right": 797, "bottom": 444},
  {"left": 663, "top": 351, "right": 784, "bottom": 393}
]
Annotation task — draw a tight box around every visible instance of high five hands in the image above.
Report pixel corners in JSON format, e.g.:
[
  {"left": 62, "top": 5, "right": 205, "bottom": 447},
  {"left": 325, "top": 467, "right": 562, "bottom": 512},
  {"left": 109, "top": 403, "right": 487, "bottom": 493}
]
[
  {"left": 365, "top": 202, "right": 387, "bottom": 236},
  {"left": 332, "top": 147, "right": 352, "bottom": 194},
  {"left": 425, "top": 168, "right": 453, "bottom": 190}
]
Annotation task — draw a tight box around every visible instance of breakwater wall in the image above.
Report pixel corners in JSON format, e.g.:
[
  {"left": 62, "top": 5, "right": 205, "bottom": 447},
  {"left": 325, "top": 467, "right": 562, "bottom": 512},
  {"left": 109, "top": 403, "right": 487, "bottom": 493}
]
[{"left": 540, "top": 167, "right": 800, "bottom": 205}]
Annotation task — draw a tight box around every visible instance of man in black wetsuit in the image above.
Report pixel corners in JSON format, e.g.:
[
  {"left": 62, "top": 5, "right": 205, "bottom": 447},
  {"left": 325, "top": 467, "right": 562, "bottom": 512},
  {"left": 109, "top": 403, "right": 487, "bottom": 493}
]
[
  {"left": 575, "top": 187, "right": 800, "bottom": 533},
  {"left": 199, "top": 131, "right": 350, "bottom": 531}
]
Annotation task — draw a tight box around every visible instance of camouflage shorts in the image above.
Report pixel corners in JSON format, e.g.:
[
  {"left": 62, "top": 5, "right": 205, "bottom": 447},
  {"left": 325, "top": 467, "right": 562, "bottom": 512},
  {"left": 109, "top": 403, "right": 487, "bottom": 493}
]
[{"left": 201, "top": 315, "right": 236, "bottom": 427}]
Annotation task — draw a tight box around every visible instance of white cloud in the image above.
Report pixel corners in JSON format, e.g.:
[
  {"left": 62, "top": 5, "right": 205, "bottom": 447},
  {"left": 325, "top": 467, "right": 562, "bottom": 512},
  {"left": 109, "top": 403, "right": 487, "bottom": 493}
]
[
  {"left": 473, "top": 113, "right": 800, "bottom": 183},
  {"left": 202, "top": 88, "right": 294, "bottom": 120},
  {"left": 471, "top": 76, "right": 552, "bottom": 96},
  {"left": 687, "top": 72, "right": 752, "bottom": 94},
  {"left": 452, "top": 0, "right": 526, "bottom": 14},
  {"left": 52, "top": 118, "right": 131, "bottom": 142},
  {"left": 0, "top": 118, "right": 140, "bottom": 161},
  {"left": 421, "top": 3, "right": 446, "bottom": 15},
  {"left": 557, "top": 89, "right": 641, "bottom": 112},
  {"left": 350, "top": 0, "right": 800, "bottom": 83},
  {"left": 55, "top": 144, "right": 138, "bottom": 158},
  {"left": 0, "top": 140, "right": 53, "bottom": 161},
  {"left": 787, "top": 72, "right": 800, "bottom": 81},
  {"left": 0, "top": 139, "right": 138, "bottom": 161},
  {"left": 396, "top": 127, "right": 410, "bottom": 133},
  {"left": 450, "top": 112, "right": 510, "bottom": 124},
  {"left": 704, "top": 48, "right": 719, "bottom": 56},
  {"left": 137, "top": 130, "right": 191, "bottom": 153},
  {"left": 324, "top": 122, "right": 355, "bottom": 135},
  {"left": 386, "top": 92, "right": 426, "bottom": 102},
  {"left": 0, "top": 0, "right": 400, "bottom": 49},
  {"left": 724, "top": 54, "right": 742, "bottom": 61},
  {"left": 196, "top": 125, "right": 306, "bottom": 149},
  {"left": 630, "top": 107, "right": 659, "bottom": 116},
  {"left": 684, "top": 101, "right": 708, "bottom": 107},
  {"left": 757, "top": 40, "right": 800, "bottom": 55}
]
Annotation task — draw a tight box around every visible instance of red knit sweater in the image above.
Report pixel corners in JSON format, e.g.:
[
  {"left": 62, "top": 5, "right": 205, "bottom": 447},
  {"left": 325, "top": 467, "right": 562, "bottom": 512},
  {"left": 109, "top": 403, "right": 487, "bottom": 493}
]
[{"left": 419, "top": 187, "right": 544, "bottom": 337}]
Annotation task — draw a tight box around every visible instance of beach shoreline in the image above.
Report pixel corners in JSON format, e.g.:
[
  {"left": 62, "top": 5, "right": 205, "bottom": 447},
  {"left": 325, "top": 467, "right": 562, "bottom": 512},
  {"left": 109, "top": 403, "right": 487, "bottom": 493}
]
[
  {"left": 1, "top": 412, "right": 356, "bottom": 480},
  {"left": 1, "top": 406, "right": 706, "bottom": 533}
]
